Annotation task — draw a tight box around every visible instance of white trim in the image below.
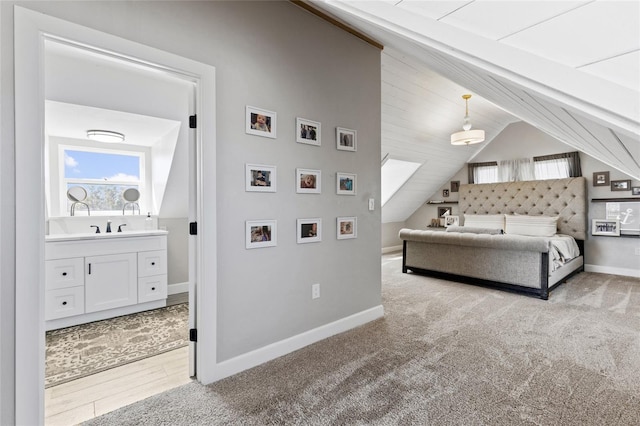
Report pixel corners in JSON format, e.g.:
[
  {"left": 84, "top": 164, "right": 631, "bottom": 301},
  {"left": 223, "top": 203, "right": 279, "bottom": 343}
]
[
  {"left": 585, "top": 264, "right": 640, "bottom": 278},
  {"left": 382, "top": 245, "right": 403, "bottom": 254},
  {"left": 168, "top": 281, "right": 189, "bottom": 295},
  {"left": 14, "top": 7, "right": 216, "bottom": 424},
  {"left": 213, "top": 305, "right": 384, "bottom": 381}
]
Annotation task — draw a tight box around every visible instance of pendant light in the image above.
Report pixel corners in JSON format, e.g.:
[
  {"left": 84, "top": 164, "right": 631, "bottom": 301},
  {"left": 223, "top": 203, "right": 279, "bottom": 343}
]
[{"left": 450, "top": 94, "right": 485, "bottom": 145}]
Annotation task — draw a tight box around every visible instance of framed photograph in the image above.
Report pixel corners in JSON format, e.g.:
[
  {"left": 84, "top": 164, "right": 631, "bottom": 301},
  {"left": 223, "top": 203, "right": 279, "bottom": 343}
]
[
  {"left": 296, "top": 117, "right": 321, "bottom": 146},
  {"left": 632, "top": 187, "right": 640, "bottom": 196},
  {"left": 593, "top": 171, "right": 610, "bottom": 187},
  {"left": 337, "top": 216, "right": 357, "bottom": 240},
  {"left": 451, "top": 181, "right": 460, "bottom": 192},
  {"left": 443, "top": 189, "right": 449, "bottom": 198},
  {"left": 297, "top": 218, "right": 321, "bottom": 243},
  {"left": 592, "top": 219, "right": 620, "bottom": 236},
  {"left": 606, "top": 201, "right": 640, "bottom": 235},
  {"left": 336, "top": 127, "right": 357, "bottom": 152},
  {"left": 444, "top": 215, "right": 459, "bottom": 228},
  {"left": 611, "top": 180, "right": 631, "bottom": 191},
  {"left": 296, "top": 168, "right": 321, "bottom": 194},
  {"left": 246, "top": 106, "right": 277, "bottom": 139},
  {"left": 246, "top": 220, "right": 277, "bottom": 249},
  {"left": 336, "top": 172, "right": 356, "bottom": 195},
  {"left": 245, "top": 164, "right": 276, "bottom": 192}
]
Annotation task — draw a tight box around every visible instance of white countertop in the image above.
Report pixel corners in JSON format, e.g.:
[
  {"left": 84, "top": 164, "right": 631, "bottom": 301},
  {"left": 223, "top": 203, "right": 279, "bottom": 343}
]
[{"left": 45, "top": 229, "right": 168, "bottom": 242}]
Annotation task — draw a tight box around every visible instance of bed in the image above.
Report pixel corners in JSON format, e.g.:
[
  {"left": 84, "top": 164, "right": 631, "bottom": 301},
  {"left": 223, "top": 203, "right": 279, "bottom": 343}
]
[{"left": 399, "top": 177, "right": 587, "bottom": 299}]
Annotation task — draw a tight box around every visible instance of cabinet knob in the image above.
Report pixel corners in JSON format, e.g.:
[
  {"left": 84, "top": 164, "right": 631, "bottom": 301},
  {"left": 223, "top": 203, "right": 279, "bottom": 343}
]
[
  {"left": 151, "top": 262, "right": 156, "bottom": 266},
  {"left": 151, "top": 287, "right": 156, "bottom": 291},
  {"left": 62, "top": 301, "right": 67, "bottom": 306},
  {"left": 62, "top": 272, "right": 67, "bottom": 276}
]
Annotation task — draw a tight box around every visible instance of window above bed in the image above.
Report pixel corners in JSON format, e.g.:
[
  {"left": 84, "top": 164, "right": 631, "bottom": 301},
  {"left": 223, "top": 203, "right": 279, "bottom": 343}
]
[{"left": 468, "top": 151, "right": 581, "bottom": 184}]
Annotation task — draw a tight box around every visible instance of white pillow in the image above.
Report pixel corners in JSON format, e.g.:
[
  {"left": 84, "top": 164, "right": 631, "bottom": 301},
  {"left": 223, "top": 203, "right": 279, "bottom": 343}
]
[
  {"left": 463, "top": 214, "right": 504, "bottom": 230},
  {"left": 504, "top": 214, "right": 558, "bottom": 237}
]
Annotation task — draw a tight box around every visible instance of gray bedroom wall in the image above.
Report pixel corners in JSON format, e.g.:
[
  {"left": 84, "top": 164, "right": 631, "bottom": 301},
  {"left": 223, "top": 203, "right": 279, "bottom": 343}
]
[
  {"left": 1, "top": 0, "right": 381, "bottom": 368},
  {"left": 402, "top": 121, "right": 640, "bottom": 276}
]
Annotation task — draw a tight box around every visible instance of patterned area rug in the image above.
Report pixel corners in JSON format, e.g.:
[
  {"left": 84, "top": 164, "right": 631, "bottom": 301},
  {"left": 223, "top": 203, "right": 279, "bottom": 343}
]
[{"left": 45, "top": 303, "right": 189, "bottom": 388}]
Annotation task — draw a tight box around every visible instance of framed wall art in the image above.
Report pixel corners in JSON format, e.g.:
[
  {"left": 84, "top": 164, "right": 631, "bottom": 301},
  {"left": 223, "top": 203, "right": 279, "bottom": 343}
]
[
  {"left": 632, "top": 187, "right": 640, "bottom": 196},
  {"left": 245, "top": 163, "right": 276, "bottom": 192},
  {"left": 443, "top": 189, "right": 449, "bottom": 197},
  {"left": 444, "top": 215, "right": 459, "bottom": 228},
  {"left": 592, "top": 219, "right": 620, "bottom": 236},
  {"left": 451, "top": 181, "right": 460, "bottom": 192},
  {"left": 296, "top": 117, "right": 321, "bottom": 146},
  {"left": 246, "top": 220, "right": 277, "bottom": 249},
  {"left": 593, "top": 171, "right": 610, "bottom": 187},
  {"left": 336, "top": 172, "right": 356, "bottom": 195},
  {"left": 296, "top": 168, "right": 321, "bottom": 194},
  {"left": 297, "top": 218, "right": 322, "bottom": 243},
  {"left": 336, "top": 127, "right": 356, "bottom": 152},
  {"left": 337, "top": 216, "right": 357, "bottom": 240},
  {"left": 611, "top": 179, "right": 631, "bottom": 191},
  {"left": 246, "top": 105, "right": 277, "bottom": 139}
]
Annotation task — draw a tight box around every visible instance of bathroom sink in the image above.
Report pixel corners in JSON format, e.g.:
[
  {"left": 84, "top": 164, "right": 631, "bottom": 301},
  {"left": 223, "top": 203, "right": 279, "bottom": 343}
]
[{"left": 45, "top": 229, "right": 168, "bottom": 242}]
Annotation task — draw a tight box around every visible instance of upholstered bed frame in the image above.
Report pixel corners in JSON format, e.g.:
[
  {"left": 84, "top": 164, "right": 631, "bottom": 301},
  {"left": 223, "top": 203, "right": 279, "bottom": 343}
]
[{"left": 400, "top": 177, "right": 587, "bottom": 299}]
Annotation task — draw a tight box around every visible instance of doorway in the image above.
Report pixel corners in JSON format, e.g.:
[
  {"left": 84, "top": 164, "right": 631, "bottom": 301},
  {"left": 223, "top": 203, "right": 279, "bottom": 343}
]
[{"left": 14, "top": 7, "right": 217, "bottom": 425}]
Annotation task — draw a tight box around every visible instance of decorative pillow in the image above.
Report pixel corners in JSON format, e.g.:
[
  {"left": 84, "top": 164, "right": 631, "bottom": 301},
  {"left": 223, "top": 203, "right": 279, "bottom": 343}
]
[
  {"left": 504, "top": 214, "right": 558, "bottom": 237},
  {"left": 463, "top": 214, "right": 505, "bottom": 230},
  {"left": 446, "top": 226, "right": 503, "bottom": 235}
]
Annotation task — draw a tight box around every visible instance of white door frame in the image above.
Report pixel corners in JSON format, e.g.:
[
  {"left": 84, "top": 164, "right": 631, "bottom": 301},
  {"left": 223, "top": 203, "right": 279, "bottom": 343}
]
[{"left": 14, "top": 6, "right": 218, "bottom": 424}]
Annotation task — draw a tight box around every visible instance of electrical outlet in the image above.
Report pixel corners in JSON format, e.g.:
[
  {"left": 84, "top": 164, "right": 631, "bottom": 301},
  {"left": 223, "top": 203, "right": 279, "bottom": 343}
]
[
  {"left": 312, "top": 283, "right": 320, "bottom": 299},
  {"left": 368, "top": 198, "right": 375, "bottom": 211},
  {"left": 635, "top": 247, "right": 640, "bottom": 256}
]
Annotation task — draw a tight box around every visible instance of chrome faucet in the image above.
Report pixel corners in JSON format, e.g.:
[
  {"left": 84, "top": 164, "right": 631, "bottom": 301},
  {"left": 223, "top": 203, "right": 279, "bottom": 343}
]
[{"left": 106, "top": 220, "right": 112, "bottom": 233}]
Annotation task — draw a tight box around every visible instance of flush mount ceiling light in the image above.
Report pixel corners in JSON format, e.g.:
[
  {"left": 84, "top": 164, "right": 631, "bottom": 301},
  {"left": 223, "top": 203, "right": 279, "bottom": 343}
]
[
  {"left": 450, "top": 94, "right": 485, "bottom": 146},
  {"left": 86, "top": 130, "right": 125, "bottom": 143}
]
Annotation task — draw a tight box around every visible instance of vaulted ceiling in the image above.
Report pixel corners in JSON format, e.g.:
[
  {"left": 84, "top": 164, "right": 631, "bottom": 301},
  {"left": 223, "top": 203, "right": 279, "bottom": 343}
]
[{"left": 309, "top": 0, "right": 640, "bottom": 223}]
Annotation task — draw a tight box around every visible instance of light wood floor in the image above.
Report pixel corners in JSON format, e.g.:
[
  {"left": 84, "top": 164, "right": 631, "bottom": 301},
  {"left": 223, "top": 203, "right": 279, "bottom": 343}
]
[{"left": 45, "top": 344, "right": 191, "bottom": 425}]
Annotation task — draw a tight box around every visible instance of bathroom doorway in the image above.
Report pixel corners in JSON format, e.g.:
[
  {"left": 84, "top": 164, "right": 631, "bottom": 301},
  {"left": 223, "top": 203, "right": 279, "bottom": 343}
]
[{"left": 14, "top": 7, "right": 218, "bottom": 424}]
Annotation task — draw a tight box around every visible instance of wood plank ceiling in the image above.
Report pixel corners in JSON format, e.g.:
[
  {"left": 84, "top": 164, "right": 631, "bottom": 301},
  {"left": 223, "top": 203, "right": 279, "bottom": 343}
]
[{"left": 309, "top": 0, "right": 640, "bottom": 223}]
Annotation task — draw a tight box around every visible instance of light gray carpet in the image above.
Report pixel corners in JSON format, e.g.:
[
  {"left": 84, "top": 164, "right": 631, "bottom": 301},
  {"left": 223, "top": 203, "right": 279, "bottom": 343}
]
[
  {"left": 46, "top": 303, "right": 189, "bottom": 388},
  {"left": 84, "top": 254, "right": 640, "bottom": 425}
]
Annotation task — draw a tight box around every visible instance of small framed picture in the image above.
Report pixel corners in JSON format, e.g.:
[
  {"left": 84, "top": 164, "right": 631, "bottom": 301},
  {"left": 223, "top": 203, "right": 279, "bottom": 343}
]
[
  {"left": 444, "top": 215, "right": 459, "bottom": 228},
  {"left": 297, "top": 218, "right": 322, "bottom": 244},
  {"left": 438, "top": 207, "right": 451, "bottom": 218},
  {"left": 246, "top": 106, "right": 277, "bottom": 139},
  {"left": 632, "top": 187, "right": 640, "bottom": 196},
  {"left": 246, "top": 220, "right": 277, "bottom": 249},
  {"left": 296, "top": 117, "right": 321, "bottom": 146},
  {"left": 611, "top": 179, "right": 631, "bottom": 191},
  {"left": 337, "top": 217, "right": 357, "bottom": 240},
  {"left": 451, "top": 181, "right": 460, "bottom": 192},
  {"left": 593, "top": 171, "right": 610, "bottom": 187},
  {"left": 443, "top": 189, "right": 449, "bottom": 197},
  {"left": 336, "top": 172, "right": 356, "bottom": 195},
  {"left": 245, "top": 164, "right": 276, "bottom": 192},
  {"left": 296, "top": 168, "right": 321, "bottom": 194},
  {"left": 336, "top": 127, "right": 357, "bottom": 152},
  {"left": 592, "top": 219, "right": 620, "bottom": 236}
]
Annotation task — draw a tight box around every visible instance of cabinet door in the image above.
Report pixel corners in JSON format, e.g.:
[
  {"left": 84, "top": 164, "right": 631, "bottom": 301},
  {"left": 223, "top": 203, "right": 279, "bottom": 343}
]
[
  {"left": 45, "top": 286, "right": 84, "bottom": 320},
  {"left": 138, "top": 275, "right": 168, "bottom": 303},
  {"left": 138, "top": 250, "right": 167, "bottom": 277},
  {"left": 85, "top": 253, "right": 137, "bottom": 313}
]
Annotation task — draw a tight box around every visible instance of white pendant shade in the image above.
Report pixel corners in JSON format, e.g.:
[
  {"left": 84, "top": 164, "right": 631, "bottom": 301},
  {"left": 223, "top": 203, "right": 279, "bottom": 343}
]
[{"left": 450, "top": 129, "right": 485, "bottom": 145}]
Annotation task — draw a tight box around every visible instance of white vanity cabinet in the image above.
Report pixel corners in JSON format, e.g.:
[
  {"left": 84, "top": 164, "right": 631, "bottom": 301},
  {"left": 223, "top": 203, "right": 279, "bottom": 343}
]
[{"left": 45, "top": 231, "right": 168, "bottom": 330}]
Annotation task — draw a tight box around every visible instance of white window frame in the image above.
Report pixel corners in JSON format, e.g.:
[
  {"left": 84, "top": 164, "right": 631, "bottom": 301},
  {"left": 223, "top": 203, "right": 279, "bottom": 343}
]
[{"left": 58, "top": 144, "right": 146, "bottom": 216}]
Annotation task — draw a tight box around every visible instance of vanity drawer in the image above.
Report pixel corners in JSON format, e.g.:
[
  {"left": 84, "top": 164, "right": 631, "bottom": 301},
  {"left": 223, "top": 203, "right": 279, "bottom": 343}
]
[
  {"left": 45, "top": 286, "right": 84, "bottom": 320},
  {"left": 45, "top": 258, "right": 84, "bottom": 290},
  {"left": 138, "top": 275, "right": 168, "bottom": 303},
  {"left": 137, "top": 250, "right": 167, "bottom": 277}
]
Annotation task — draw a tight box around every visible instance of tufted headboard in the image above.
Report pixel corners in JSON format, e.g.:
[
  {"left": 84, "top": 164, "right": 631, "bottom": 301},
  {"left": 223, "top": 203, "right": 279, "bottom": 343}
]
[{"left": 459, "top": 177, "right": 587, "bottom": 240}]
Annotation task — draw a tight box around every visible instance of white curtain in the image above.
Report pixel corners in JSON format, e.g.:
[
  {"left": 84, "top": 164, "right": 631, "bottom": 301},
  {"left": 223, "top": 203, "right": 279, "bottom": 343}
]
[
  {"left": 534, "top": 157, "right": 571, "bottom": 179},
  {"left": 498, "top": 158, "right": 534, "bottom": 182},
  {"left": 473, "top": 164, "right": 499, "bottom": 184}
]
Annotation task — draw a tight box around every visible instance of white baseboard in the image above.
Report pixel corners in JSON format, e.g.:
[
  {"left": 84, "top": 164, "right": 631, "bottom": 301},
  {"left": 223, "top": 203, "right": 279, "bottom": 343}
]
[
  {"left": 168, "top": 282, "right": 189, "bottom": 295},
  {"left": 213, "top": 304, "right": 385, "bottom": 381},
  {"left": 585, "top": 264, "right": 640, "bottom": 278},
  {"left": 382, "top": 245, "right": 402, "bottom": 254}
]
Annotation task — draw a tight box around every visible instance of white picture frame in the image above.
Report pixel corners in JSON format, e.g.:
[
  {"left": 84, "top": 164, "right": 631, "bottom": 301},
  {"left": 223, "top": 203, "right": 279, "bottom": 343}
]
[
  {"left": 297, "top": 218, "right": 322, "bottom": 244},
  {"left": 336, "top": 127, "right": 357, "bottom": 152},
  {"left": 245, "top": 163, "right": 276, "bottom": 192},
  {"left": 245, "top": 105, "right": 277, "bottom": 139},
  {"left": 592, "top": 219, "right": 620, "bottom": 236},
  {"left": 246, "top": 220, "right": 277, "bottom": 249},
  {"left": 296, "top": 168, "right": 321, "bottom": 194},
  {"left": 296, "top": 117, "right": 321, "bottom": 146},
  {"left": 444, "top": 215, "right": 459, "bottom": 228},
  {"left": 337, "top": 216, "right": 357, "bottom": 240},
  {"left": 336, "top": 172, "right": 356, "bottom": 195}
]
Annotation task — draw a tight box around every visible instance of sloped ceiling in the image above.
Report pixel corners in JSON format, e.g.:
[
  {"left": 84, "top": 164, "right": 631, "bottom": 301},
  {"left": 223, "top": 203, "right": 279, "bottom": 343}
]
[{"left": 309, "top": 0, "right": 640, "bottom": 223}]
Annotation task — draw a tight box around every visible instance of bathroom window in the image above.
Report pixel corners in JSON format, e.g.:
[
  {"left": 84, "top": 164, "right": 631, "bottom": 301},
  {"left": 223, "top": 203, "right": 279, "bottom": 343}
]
[{"left": 61, "top": 147, "right": 145, "bottom": 215}]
